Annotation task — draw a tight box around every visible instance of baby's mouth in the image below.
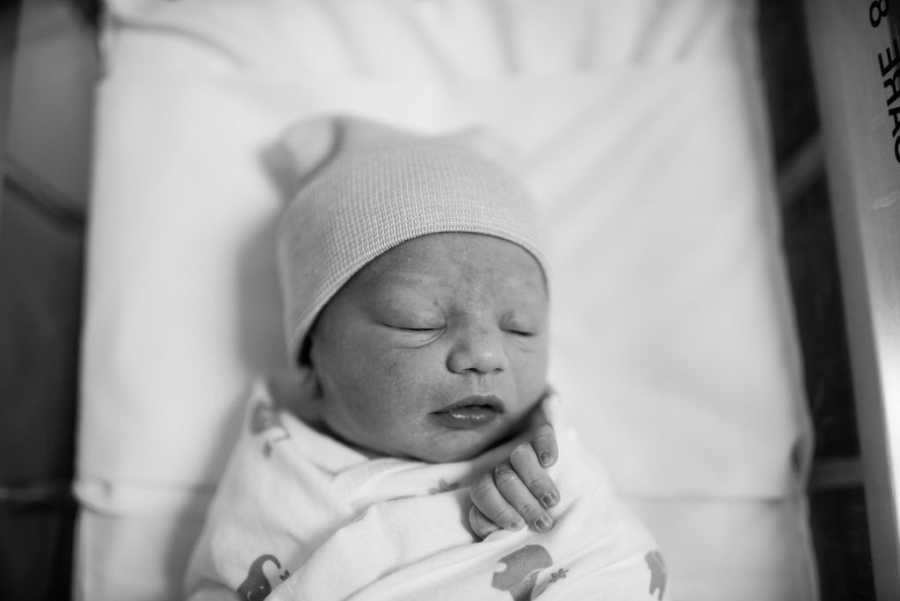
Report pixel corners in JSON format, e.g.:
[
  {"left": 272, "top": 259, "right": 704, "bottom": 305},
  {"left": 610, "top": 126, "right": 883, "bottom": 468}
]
[{"left": 430, "top": 395, "right": 505, "bottom": 430}]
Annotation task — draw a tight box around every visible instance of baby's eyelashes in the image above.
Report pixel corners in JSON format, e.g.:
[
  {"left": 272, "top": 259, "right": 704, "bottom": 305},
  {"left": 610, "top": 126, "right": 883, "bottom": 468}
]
[
  {"left": 381, "top": 322, "right": 445, "bottom": 333},
  {"left": 499, "top": 312, "right": 541, "bottom": 339},
  {"left": 503, "top": 328, "right": 536, "bottom": 337},
  {"left": 378, "top": 321, "right": 446, "bottom": 346}
]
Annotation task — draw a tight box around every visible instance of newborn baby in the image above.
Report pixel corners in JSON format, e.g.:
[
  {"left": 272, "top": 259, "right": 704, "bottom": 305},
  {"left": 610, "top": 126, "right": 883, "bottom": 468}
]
[{"left": 184, "top": 119, "right": 667, "bottom": 601}]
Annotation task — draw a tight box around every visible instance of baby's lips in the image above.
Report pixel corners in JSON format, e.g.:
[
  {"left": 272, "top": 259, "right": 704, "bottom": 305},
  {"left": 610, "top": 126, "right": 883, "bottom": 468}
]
[
  {"left": 436, "top": 394, "right": 505, "bottom": 414},
  {"left": 431, "top": 395, "right": 505, "bottom": 430}
]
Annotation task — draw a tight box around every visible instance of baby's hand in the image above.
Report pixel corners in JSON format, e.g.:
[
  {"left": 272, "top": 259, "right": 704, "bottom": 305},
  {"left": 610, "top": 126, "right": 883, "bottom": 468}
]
[{"left": 468, "top": 406, "right": 559, "bottom": 539}]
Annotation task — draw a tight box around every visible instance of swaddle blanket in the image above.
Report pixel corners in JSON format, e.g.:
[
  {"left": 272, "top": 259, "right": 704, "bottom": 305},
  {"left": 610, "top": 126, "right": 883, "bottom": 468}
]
[{"left": 185, "top": 378, "right": 667, "bottom": 601}]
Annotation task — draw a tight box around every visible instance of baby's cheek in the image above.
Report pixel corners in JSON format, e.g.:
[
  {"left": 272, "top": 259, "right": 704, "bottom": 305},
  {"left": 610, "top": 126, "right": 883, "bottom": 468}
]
[
  {"left": 383, "top": 344, "right": 446, "bottom": 384},
  {"left": 362, "top": 352, "right": 439, "bottom": 408},
  {"left": 513, "top": 346, "right": 549, "bottom": 398}
]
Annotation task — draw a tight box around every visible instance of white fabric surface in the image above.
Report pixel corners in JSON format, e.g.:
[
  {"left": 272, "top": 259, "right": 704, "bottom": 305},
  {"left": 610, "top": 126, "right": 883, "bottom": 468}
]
[
  {"left": 76, "top": 1, "right": 815, "bottom": 600},
  {"left": 185, "top": 381, "right": 663, "bottom": 601}
]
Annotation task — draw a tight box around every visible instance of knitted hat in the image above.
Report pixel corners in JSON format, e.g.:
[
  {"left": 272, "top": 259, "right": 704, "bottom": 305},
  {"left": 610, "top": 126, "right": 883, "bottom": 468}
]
[{"left": 276, "top": 119, "right": 546, "bottom": 364}]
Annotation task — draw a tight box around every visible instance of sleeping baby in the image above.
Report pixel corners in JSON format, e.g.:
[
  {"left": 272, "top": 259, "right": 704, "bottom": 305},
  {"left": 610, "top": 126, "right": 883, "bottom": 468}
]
[{"left": 184, "top": 118, "right": 667, "bottom": 601}]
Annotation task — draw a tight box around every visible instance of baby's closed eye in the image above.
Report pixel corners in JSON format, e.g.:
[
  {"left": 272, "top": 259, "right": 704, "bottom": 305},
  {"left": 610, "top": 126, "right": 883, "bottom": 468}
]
[
  {"left": 378, "top": 315, "right": 445, "bottom": 332},
  {"left": 500, "top": 313, "right": 541, "bottom": 338},
  {"left": 503, "top": 326, "right": 536, "bottom": 337},
  {"left": 371, "top": 298, "right": 445, "bottom": 331},
  {"left": 374, "top": 309, "right": 446, "bottom": 344}
]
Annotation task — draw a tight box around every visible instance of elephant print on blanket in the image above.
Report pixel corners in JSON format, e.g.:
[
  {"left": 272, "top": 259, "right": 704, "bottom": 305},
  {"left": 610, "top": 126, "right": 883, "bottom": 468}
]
[
  {"left": 236, "top": 554, "right": 290, "bottom": 601},
  {"left": 491, "top": 545, "right": 554, "bottom": 601},
  {"left": 645, "top": 550, "right": 667, "bottom": 600}
]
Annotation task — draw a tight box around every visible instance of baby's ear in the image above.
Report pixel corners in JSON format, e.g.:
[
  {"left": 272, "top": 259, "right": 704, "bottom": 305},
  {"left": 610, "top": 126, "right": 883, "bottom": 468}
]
[{"left": 268, "top": 366, "right": 323, "bottom": 424}]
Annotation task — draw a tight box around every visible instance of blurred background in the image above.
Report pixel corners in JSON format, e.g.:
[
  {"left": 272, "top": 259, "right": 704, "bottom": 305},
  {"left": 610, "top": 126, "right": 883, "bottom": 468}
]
[{"left": 0, "top": 0, "right": 878, "bottom": 599}]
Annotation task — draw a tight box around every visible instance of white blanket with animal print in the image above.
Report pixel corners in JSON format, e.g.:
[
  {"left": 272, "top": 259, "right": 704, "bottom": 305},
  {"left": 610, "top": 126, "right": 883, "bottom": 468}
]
[{"left": 184, "top": 377, "right": 667, "bottom": 601}]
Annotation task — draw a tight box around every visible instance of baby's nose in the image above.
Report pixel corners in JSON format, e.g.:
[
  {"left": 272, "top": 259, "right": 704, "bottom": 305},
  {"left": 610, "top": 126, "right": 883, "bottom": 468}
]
[{"left": 446, "top": 323, "right": 508, "bottom": 375}]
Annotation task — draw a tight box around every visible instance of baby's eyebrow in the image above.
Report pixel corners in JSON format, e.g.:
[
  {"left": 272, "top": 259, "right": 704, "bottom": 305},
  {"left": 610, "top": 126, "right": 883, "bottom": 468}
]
[
  {"left": 494, "top": 272, "right": 548, "bottom": 299},
  {"left": 370, "top": 271, "right": 446, "bottom": 293},
  {"left": 379, "top": 271, "right": 434, "bottom": 284},
  {"left": 365, "top": 281, "right": 443, "bottom": 311}
]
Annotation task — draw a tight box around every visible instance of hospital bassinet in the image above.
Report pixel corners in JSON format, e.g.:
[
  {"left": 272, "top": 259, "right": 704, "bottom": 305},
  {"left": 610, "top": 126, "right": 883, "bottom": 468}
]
[{"left": 1, "top": 0, "right": 895, "bottom": 599}]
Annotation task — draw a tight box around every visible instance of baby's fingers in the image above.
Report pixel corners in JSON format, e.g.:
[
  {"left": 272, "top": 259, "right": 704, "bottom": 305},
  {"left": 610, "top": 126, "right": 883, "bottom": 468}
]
[
  {"left": 510, "top": 443, "right": 559, "bottom": 510},
  {"left": 492, "top": 461, "right": 554, "bottom": 533},
  {"left": 467, "top": 506, "right": 501, "bottom": 539},
  {"left": 470, "top": 471, "right": 525, "bottom": 535}
]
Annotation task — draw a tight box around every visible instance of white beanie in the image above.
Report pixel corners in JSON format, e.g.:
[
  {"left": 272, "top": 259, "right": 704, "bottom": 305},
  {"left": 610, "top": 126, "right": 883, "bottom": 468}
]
[{"left": 276, "top": 120, "right": 546, "bottom": 364}]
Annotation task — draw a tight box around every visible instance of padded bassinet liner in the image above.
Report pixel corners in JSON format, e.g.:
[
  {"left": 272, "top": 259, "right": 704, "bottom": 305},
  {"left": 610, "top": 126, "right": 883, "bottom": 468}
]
[{"left": 76, "top": 1, "right": 815, "bottom": 599}]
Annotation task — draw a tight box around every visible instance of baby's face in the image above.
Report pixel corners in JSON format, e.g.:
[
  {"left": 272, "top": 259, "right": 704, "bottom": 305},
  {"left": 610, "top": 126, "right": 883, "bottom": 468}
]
[{"left": 308, "top": 232, "right": 549, "bottom": 462}]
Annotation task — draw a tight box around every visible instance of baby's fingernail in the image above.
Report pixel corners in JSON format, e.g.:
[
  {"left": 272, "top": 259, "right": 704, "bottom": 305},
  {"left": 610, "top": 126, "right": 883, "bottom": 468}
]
[
  {"left": 540, "top": 452, "right": 553, "bottom": 466},
  {"left": 535, "top": 516, "right": 553, "bottom": 532},
  {"left": 541, "top": 492, "right": 558, "bottom": 508}
]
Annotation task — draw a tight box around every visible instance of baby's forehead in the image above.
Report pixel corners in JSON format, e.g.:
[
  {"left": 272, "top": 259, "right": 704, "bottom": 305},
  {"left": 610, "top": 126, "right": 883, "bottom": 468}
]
[
  {"left": 355, "top": 233, "right": 546, "bottom": 292},
  {"left": 364, "top": 232, "right": 542, "bottom": 277}
]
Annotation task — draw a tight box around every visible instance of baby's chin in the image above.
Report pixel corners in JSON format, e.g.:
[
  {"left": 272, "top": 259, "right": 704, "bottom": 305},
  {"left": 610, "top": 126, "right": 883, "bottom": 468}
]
[
  {"left": 411, "top": 424, "right": 522, "bottom": 464},
  {"left": 411, "top": 399, "right": 543, "bottom": 463},
  {"left": 415, "top": 442, "right": 492, "bottom": 464}
]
